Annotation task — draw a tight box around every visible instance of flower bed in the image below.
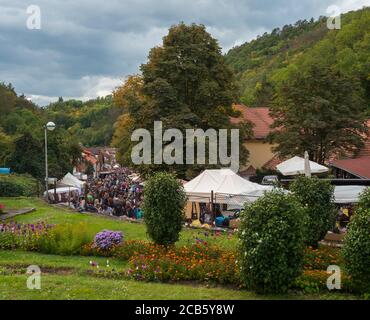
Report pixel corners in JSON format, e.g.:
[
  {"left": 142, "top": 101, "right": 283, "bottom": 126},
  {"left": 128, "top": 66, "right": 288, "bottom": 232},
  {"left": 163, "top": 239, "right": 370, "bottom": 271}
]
[
  {"left": 126, "top": 242, "right": 240, "bottom": 286},
  {"left": 0, "top": 221, "right": 53, "bottom": 251},
  {"left": 303, "top": 246, "right": 342, "bottom": 271},
  {"left": 294, "top": 269, "right": 352, "bottom": 293},
  {"left": 0, "top": 221, "right": 357, "bottom": 294}
]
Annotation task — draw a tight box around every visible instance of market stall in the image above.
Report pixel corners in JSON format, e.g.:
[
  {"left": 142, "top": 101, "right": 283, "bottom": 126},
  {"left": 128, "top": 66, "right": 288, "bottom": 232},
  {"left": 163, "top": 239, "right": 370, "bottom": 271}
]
[{"left": 184, "top": 169, "right": 271, "bottom": 221}]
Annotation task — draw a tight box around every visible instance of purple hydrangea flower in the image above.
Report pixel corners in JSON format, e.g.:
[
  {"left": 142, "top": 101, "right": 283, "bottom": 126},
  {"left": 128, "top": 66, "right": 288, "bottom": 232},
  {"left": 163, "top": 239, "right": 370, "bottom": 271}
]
[{"left": 94, "top": 230, "right": 124, "bottom": 250}]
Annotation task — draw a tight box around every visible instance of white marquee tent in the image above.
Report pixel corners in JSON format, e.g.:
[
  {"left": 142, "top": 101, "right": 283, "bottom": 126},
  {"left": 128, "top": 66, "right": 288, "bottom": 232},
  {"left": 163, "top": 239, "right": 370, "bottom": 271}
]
[
  {"left": 334, "top": 186, "right": 368, "bottom": 204},
  {"left": 57, "top": 173, "right": 85, "bottom": 191},
  {"left": 277, "top": 156, "right": 329, "bottom": 176},
  {"left": 44, "top": 186, "right": 79, "bottom": 195},
  {"left": 184, "top": 169, "right": 271, "bottom": 205}
]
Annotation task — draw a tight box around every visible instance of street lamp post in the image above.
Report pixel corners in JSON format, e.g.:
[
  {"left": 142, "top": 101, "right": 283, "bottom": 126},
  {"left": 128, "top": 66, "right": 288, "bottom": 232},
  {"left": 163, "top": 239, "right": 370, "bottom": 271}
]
[{"left": 44, "top": 122, "right": 56, "bottom": 201}]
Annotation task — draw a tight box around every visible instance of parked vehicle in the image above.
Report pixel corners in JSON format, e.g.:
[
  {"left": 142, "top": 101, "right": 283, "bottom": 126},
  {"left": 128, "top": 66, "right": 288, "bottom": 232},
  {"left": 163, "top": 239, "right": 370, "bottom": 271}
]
[{"left": 262, "top": 175, "right": 279, "bottom": 186}]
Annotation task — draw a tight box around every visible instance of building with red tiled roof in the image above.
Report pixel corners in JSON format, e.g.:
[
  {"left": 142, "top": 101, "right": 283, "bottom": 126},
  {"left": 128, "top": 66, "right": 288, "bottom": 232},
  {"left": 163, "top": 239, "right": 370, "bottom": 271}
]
[
  {"left": 231, "top": 104, "right": 277, "bottom": 176},
  {"left": 330, "top": 120, "right": 370, "bottom": 179},
  {"left": 231, "top": 105, "right": 274, "bottom": 139},
  {"left": 331, "top": 157, "right": 370, "bottom": 179}
]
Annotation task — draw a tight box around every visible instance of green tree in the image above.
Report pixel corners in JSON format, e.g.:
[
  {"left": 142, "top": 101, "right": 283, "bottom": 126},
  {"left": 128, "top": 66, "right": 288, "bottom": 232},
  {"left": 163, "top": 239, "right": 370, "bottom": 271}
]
[
  {"left": 113, "top": 23, "right": 248, "bottom": 178},
  {"left": 290, "top": 176, "right": 336, "bottom": 248},
  {"left": 269, "top": 64, "right": 367, "bottom": 163},
  {"left": 143, "top": 172, "right": 187, "bottom": 246},
  {"left": 47, "top": 131, "right": 82, "bottom": 179},
  {"left": 0, "top": 83, "right": 17, "bottom": 118},
  {"left": 342, "top": 188, "right": 370, "bottom": 293},
  {"left": 0, "top": 129, "right": 13, "bottom": 167},
  {"left": 238, "top": 190, "right": 306, "bottom": 293},
  {"left": 7, "top": 132, "right": 44, "bottom": 180}
]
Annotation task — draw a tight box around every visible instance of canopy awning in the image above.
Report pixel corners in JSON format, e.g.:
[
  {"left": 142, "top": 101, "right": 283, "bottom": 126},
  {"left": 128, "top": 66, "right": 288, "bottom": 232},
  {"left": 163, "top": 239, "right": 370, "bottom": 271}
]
[
  {"left": 184, "top": 169, "right": 270, "bottom": 204},
  {"left": 334, "top": 186, "right": 368, "bottom": 204},
  {"left": 57, "top": 173, "right": 85, "bottom": 189},
  {"left": 44, "top": 186, "right": 79, "bottom": 196},
  {"left": 277, "top": 156, "right": 328, "bottom": 176}
]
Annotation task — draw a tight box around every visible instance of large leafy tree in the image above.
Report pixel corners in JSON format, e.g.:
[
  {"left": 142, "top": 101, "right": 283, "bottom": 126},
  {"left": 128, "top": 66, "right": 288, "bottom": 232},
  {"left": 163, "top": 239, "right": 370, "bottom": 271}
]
[
  {"left": 113, "top": 23, "right": 249, "bottom": 178},
  {"left": 0, "top": 129, "right": 13, "bottom": 167},
  {"left": 7, "top": 132, "right": 44, "bottom": 180},
  {"left": 269, "top": 62, "right": 367, "bottom": 163}
]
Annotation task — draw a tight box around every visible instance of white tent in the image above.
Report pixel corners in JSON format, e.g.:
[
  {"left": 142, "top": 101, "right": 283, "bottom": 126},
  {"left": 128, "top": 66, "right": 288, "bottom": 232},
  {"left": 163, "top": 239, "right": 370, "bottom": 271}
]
[
  {"left": 44, "top": 186, "right": 79, "bottom": 195},
  {"left": 184, "top": 169, "right": 271, "bottom": 204},
  {"left": 44, "top": 187, "right": 80, "bottom": 198},
  {"left": 277, "top": 156, "right": 328, "bottom": 176},
  {"left": 58, "top": 173, "right": 85, "bottom": 190},
  {"left": 334, "top": 186, "right": 368, "bottom": 204}
]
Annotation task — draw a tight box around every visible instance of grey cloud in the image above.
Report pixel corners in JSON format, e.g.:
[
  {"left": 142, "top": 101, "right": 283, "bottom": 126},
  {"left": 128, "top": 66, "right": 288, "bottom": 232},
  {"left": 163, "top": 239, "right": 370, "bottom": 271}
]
[{"left": 0, "top": 0, "right": 368, "bottom": 105}]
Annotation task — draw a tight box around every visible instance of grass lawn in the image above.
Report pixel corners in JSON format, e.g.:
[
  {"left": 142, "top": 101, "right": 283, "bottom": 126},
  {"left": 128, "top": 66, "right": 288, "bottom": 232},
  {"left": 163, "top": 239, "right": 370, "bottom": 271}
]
[
  {"left": 0, "top": 250, "right": 359, "bottom": 300},
  {"left": 0, "top": 197, "right": 361, "bottom": 300},
  {"left": 0, "top": 197, "right": 237, "bottom": 249}
]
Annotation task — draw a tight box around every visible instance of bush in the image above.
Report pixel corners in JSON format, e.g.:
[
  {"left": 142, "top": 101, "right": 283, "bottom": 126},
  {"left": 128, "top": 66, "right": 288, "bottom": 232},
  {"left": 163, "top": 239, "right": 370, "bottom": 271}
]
[
  {"left": 0, "top": 174, "right": 39, "bottom": 197},
  {"left": 37, "top": 222, "right": 91, "bottom": 255},
  {"left": 342, "top": 188, "right": 370, "bottom": 293},
  {"left": 290, "top": 176, "right": 336, "bottom": 248},
  {"left": 238, "top": 190, "right": 306, "bottom": 293},
  {"left": 0, "top": 203, "right": 5, "bottom": 215},
  {"left": 94, "top": 230, "right": 124, "bottom": 251},
  {"left": 143, "top": 172, "right": 187, "bottom": 246}
]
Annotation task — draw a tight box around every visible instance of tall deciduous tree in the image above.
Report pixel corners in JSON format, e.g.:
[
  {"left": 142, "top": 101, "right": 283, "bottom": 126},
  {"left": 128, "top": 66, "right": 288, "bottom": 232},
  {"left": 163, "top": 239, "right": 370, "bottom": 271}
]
[
  {"left": 7, "top": 132, "right": 44, "bottom": 180},
  {"left": 0, "top": 129, "right": 13, "bottom": 167},
  {"left": 113, "top": 23, "right": 249, "bottom": 178},
  {"left": 269, "top": 63, "right": 367, "bottom": 163}
]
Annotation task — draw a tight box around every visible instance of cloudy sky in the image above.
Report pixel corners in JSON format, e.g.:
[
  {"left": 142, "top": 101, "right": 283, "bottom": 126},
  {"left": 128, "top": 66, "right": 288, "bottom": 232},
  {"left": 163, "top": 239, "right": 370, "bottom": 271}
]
[{"left": 0, "top": 0, "right": 369, "bottom": 106}]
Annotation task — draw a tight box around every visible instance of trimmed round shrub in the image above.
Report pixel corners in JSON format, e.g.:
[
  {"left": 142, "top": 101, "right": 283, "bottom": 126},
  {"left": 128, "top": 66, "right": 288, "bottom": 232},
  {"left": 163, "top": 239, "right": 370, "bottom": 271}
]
[
  {"left": 290, "top": 176, "right": 336, "bottom": 248},
  {"left": 94, "top": 230, "right": 124, "bottom": 250},
  {"left": 342, "top": 188, "right": 370, "bottom": 293},
  {"left": 238, "top": 190, "right": 306, "bottom": 293},
  {"left": 143, "top": 172, "right": 187, "bottom": 246}
]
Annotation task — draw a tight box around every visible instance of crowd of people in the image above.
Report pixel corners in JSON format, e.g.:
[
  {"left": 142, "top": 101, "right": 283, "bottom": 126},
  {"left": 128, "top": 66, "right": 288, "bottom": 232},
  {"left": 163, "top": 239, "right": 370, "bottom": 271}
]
[{"left": 71, "top": 169, "right": 144, "bottom": 219}]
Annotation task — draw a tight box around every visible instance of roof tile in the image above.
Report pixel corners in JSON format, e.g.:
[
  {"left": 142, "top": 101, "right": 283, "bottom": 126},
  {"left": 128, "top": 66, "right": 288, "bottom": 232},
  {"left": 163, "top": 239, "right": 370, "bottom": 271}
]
[{"left": 231, "top": 104, "right": 273, "bottom": 139}]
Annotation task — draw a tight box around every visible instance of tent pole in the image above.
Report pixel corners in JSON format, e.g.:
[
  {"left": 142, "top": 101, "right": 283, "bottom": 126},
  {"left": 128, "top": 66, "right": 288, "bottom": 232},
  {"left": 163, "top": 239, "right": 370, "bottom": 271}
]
[
  {"left": 54, "top": 181, "right": 57, "bottom": 204},
  {"left": 211, "top": 190, "right": 215, "bottom": 222}
]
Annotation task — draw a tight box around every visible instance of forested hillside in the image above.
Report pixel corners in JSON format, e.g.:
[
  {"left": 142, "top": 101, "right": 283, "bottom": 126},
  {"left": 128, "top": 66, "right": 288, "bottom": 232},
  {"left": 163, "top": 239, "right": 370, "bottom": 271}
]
[
  {"left": 0, "top": 83, "right": 82, "bottom": 179},
  {"left": 225, "top": 7, "right": 370, "bottom": 107},
  {"left": 45, "top": 96, "right": 120, "bottom": 147}
]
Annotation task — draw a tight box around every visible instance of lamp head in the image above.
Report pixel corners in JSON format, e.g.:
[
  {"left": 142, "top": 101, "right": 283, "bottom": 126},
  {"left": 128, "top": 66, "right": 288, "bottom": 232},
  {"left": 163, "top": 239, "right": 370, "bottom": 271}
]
[{"left": 46, "top": 122, "right": 56, "bottom": 131}]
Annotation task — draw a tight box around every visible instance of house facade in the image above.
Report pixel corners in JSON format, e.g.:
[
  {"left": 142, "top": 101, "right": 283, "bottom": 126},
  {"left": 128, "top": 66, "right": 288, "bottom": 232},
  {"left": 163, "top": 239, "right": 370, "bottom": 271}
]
[{"left": 231, "top": 104, "right": 277, "bottom": 176}]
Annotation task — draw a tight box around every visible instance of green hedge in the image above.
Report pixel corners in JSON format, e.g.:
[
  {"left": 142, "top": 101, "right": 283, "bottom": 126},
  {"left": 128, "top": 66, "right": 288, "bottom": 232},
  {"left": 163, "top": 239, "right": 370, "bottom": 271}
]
[
  {"left": 342, "top": 188, "right": 370, "bottom": 294},
  {"left": 238, "top": 190, "right": 306, "bottom": 293},
  {"left": 0, "top": 174, "right": 40, "bottom": 197}
]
